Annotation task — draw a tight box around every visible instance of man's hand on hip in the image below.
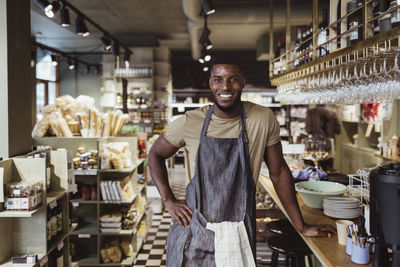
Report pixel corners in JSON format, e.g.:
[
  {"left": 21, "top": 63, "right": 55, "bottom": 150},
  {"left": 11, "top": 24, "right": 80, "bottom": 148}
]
[{"left": 165, "top": 199, "right": 193, "bottom": 227}]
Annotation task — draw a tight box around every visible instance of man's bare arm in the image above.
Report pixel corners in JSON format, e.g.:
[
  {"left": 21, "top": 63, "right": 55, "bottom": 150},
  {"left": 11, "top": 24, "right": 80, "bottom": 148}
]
[
  {"left": 264, "top": 142, "right": 335, "bottom": 237},
  {"left": 148, "top": 134, "right": 193, "bottom": 227}
]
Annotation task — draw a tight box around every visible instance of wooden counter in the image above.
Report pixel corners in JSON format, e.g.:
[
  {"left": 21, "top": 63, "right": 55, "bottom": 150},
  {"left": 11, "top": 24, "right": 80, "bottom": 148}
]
[{"left": 258, "top": 174, "right": 372, "bottom": 267}]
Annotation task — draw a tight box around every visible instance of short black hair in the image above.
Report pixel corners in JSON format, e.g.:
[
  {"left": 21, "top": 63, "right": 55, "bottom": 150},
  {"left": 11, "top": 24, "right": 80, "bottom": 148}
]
[{"left": 209, "top": 55, "right": 244, "bottom": 74}]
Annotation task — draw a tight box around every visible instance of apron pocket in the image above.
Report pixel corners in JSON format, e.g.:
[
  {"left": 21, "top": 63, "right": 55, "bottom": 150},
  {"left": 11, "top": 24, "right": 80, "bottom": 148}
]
[
  {"left": 166, "top": 220, "right": 190, "bottom": 267},
  {"left": 183, "top": 209, "right": 216, "bottom": 267}
]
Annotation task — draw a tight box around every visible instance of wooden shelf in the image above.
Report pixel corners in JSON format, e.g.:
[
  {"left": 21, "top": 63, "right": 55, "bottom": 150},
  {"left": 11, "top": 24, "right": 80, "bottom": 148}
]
[
  {"left": 47, "top": 224, "right": 77, "bottom": 254},
  {"left": 70, "top": 224, "right": 98, "bottom": 236},
  {"left": 46, "top": 190, "right": 66, "bottom": 205},
  {"left": 99, "top": 194, "right": 137, "bottom": 204},
  {"left": 99, "top": 159, "right": 144, "bottom": 174},
  {"left": 70, "top": 199, "right": 98, "bottom": 205},
  {"left": 0, "top": 205, "right": 44, "bottom": 218},
  {"left": 75, "top": 255, "right": 99, "bottom": 266},
  {"left": 74, "top": 169, "right": 98, "bottom": 176}
]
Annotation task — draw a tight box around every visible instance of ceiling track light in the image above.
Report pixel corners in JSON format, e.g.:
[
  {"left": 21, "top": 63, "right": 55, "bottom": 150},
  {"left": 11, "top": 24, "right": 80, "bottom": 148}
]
[
  {"left": 45, "top": 1, "right": 60, "bottom": 18},
  {"left": 203, "top": 66, "right": 209, "bottom": 72},
  {"left": 75, "top": 16, "right": 90, "bottom": 37},
  {"left": 205, "top": 38, "right": 213, "bottom": 50},
  {"left": 199, "top": 27, "right": 211, "bottom": 46},
  {"left": 101, "top": 36, "right": 112, "bottom": 51},
  {"left": 201, "top": 0, "right": 215, "bottom": 15},
  {"left": 123, "top": 51, "right": 131, "bottom": 68},
  {"left": 51, "top": 54, "right": 58, "bottom": 66},
  {"left": 33, "top": 0, "right": 52, "bottom": 12},
  {"left": 68, "top": 59, "right": 75, "bottom": 70},
  {"left": 60, "top": 5, "right": 70, "bottom": 27},
  {"left": 198, "top": 57, "right": 205, "bottom": 64}
]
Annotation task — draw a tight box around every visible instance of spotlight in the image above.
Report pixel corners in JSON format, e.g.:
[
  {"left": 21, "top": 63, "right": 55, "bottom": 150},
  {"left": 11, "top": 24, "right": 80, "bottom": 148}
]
[
  {"left": 100, "top": 36, "right": 112, "bottom": 51},
  {"left": 198, "top": 57, "right": 205, "bottom": 64},
  {"left": 45, "top": 1, "right": 60, "bottom": 18},
  {"left": 60, "top": 5, "right": 70, "bottom": 27},
  {"left": 112, "top": 42, "right": 120, "bottom": 56},
  {"left": 68, "top": 59, "right": 75, "bottom": 70},
  {"left": 204, "top": 54, "right": 212, "bottom": 62},
  {"left": 51, "top": 54, "right": 58, "bottom": 66},
  {"left": 203, "top": 66, "right": 209, "bottom": 72},
  {"left": 31, "top": 51, "right": 37, "bottom": 68},
  {"left": 75, "top": 16, "right": 90, "bottom": 37},
  {"left": 205, "top": 38, "right": 213, "bottom": 50},
  {"left": 198, "top": 27, "right": 211, "bottom": 45},
  {"left": 201, "top": 0, "right": 215, "bottom": 15},
  {"left": 123, "top": 51, "right": 131, "bottom": 68},
  {"left": 33, "top": 0, "right": 51, "bottom": 11}
]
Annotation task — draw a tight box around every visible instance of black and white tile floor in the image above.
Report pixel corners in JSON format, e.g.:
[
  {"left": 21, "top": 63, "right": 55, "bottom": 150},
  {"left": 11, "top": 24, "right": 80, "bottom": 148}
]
[{"left": 134, "top": 165, "right": 285, "bottom": 266}]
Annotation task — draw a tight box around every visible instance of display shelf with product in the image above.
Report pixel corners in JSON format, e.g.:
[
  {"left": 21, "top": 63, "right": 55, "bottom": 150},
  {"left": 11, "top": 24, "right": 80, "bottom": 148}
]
[
  {"left": 0, "top": 149, "right": 72, "bottom": 267},
  {"left": 32, "top": 136, "right": 150, "bottom": 266},
  {"left": 270, "top": 0, "right": 400, "bottom": 100},
  {"left": 101, "top": 47, "right": 172, "bottom": 136}
]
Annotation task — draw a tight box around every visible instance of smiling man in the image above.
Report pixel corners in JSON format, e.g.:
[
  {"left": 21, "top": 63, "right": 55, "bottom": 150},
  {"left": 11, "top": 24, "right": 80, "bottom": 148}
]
[{"left": 148, "top": 56, "right": 335, "bottom": 266}]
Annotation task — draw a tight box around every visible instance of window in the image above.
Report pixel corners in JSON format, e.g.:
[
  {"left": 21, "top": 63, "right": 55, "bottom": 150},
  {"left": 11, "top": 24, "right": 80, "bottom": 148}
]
[{"left": 36, "top": 54, "right": 59, "bottom": 120}]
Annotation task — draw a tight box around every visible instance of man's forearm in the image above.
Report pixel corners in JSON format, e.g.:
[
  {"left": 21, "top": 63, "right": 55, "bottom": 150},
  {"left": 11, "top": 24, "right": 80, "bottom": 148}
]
[
  {"left": 148, "top": 152, "right": 176, "bottom": 204},
  {"left": 271, "top": 166, "right": 305, "bottom": 232}
]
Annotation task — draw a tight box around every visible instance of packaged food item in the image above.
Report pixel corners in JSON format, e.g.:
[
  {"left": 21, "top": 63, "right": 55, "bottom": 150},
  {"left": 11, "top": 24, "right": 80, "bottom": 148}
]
[
  {"left": 90, "top": 187, "right": 97, "bottom": 200},
  {"left": 81, "top": 186, "right": 90, "bottom": 200},
  {"left": 5, "top": 182, "right": 43, "bottom": 211},
  {"left": 101, "top": 142, "right": 132, "bottom": 170}
]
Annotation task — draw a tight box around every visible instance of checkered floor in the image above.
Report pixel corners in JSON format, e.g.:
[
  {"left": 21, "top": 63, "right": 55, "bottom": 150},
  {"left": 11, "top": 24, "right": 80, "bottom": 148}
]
[{"left": 135, "top": 164, "right": 286, "bottom": 266}]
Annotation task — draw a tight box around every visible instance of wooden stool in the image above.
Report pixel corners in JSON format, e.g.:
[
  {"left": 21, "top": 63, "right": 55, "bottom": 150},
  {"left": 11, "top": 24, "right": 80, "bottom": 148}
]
[{"left": 267, "top": 234, "right": 313, "bottom": 267}]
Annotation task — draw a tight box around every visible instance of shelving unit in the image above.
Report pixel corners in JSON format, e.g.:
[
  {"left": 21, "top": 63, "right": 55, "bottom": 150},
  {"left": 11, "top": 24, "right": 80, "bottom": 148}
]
[
  {"left": 101, "top": 47, "right": 172, "bottom": 136},
  {"left": 32, "top": 137, "right": 150, "bottom": 266},
  {"left": 0, "top": 150, "right": 72, "bottom": 267}
]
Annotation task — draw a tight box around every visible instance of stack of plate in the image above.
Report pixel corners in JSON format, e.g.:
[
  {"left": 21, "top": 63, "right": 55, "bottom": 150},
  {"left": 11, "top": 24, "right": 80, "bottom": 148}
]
[{"left": 322, "top": 197, "right": 361, "bottom": 219}]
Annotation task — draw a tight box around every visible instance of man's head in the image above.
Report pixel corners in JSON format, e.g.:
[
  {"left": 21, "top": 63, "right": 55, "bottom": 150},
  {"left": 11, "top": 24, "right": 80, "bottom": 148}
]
[{"left": 209, "top": 56, "right": 246, "bottom": 113}]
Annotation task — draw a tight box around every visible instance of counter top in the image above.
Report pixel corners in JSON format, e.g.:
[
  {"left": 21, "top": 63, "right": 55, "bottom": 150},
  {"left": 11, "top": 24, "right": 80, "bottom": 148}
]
[{"left": 258, "top": 174, "right": 372, "bottom": 267}]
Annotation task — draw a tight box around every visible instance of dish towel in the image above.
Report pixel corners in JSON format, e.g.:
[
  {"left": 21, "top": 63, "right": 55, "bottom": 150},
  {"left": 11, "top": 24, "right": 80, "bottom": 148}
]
[{"left": 206, "top": 221, "right": 256, "bottom": 267}]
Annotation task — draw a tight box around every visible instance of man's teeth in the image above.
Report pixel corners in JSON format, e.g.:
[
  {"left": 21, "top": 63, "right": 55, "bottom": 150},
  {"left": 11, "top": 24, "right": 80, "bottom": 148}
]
[{"left": 220, "top": 94, "right": 232, "bottom": 98}]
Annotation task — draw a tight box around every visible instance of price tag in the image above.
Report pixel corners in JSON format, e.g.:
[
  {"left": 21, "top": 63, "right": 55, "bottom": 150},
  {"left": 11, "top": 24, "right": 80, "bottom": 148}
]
[
  {"left": 78, "top": 234, "right": 91, "bottom": 238},
  {"left": 49, "top": 200, "right": 57, "bottom": 210},
  {"left": 72, "top": 201, "right": 79, "bottom": 207},
  {"left": 39, "top": 255, "right": 48, "bottom": 267},
  {"left": 57, "top": 241, "right": 64, "bottom": 251}
]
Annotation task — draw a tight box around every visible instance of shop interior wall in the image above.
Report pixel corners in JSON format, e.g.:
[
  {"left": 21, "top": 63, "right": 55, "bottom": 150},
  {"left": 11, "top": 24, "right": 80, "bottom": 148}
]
[
  {"left": 334, "top": 101, "right": 400, "bottom": 173},
  {"left": 0, "top": 0, "right": 34, "bottom": 158},
  {"left": 59, "top": 54, "right": 103, "bottom": 109}
]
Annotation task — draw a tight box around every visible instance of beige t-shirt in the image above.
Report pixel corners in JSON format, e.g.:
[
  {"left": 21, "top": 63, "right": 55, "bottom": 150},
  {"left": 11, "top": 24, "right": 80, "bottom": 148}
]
[{"left": 164, "top": 101, "right": 281, "bottom": 183}]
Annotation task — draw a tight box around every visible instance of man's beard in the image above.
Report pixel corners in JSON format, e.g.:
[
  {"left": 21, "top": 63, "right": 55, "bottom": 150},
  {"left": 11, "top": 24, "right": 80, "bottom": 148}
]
[{"left": 210, "top": 92, "right": 242, "bottom": 112}]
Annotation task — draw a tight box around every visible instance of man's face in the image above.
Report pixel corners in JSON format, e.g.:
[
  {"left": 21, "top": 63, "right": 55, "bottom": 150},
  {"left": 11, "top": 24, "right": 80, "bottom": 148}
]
[{"left": 209, "top": 64, "right": 246, "bottom": 112}]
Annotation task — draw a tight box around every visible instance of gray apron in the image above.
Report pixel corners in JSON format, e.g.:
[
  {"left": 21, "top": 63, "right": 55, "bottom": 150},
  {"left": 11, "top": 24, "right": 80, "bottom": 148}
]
[{"left": 166, "top": 104, "right": 256, "bottom": 267}]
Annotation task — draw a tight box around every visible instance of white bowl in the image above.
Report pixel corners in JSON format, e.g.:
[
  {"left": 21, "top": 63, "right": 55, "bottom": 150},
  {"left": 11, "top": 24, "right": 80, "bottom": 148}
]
[{"left": 295, "top": 181, "right": 348, "bottom": 209}]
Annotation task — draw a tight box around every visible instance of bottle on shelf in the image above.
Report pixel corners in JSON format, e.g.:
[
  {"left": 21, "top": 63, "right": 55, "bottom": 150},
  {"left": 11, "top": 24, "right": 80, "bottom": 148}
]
[
  {"left": 294, "top": 28, "right": 303, "bottom": 67},
  {"left": 391, "top": 0, "right": 400, "bottom": 27},
  {"left": 378, "top": 0, "right": 392, "bottom": 33},
  {"left": 347, "top": 0, "right": 363, "bottom": 45},
  {"left": 318, "top": 8, "right": 330, "bottom": 57},
  {"left": 337, "top": 0, "right": 342, "bottom": 48},
  {"left": 373, "top": 0, "right": 381, "bottom": 35}
]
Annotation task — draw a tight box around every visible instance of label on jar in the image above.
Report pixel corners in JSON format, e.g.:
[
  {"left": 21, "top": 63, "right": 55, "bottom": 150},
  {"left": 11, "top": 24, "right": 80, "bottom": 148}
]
[
  {"left": 14, "top": 198, "right": 21, "bottom": 210},
  {"left": 21, "top": 197, "right": 29, "bottom": 210}
]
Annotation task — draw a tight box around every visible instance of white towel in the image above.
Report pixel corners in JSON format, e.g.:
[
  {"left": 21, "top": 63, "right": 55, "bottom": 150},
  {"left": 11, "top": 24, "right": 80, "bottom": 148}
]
[{"left": 206, "top": 221, "right": 256, "bottom": 267}]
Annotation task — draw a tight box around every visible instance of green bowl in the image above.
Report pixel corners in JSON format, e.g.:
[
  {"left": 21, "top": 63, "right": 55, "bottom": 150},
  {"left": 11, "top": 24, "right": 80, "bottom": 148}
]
[{"left": 295, "top": 181, "right": 348, "bottom": 209}]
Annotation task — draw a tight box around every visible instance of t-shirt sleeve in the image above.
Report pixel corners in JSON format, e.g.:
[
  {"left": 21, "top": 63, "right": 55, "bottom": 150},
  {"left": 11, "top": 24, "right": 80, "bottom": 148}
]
[
  {"left": 266, "top": 110, "right": 281, "bottom": 147},
  {"left": 164, "top": 115, "right": 186, "bottom": 148}
]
